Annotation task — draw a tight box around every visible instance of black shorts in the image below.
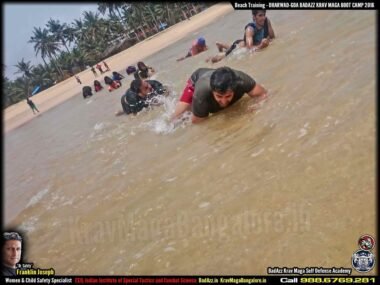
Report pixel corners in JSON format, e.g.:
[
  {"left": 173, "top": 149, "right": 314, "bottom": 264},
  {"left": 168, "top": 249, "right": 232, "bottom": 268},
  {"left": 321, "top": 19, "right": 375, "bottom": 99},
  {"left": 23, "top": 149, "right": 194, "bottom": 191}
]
[{"left": 225, "top": 39, "right": 244, "bottom": 56}]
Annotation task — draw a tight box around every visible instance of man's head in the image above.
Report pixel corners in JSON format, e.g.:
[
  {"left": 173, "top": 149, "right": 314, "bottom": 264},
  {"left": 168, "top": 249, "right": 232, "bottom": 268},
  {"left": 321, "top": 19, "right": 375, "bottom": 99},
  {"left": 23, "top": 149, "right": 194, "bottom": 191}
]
[
  {"left": 197, "top": 37, "right": 206, "bottom": 47},
  {"left": 130, "top": 79, "right": 152, "bottom": 97},
  {"left": 210, "top": 67, "right": 237, "bottom": 108},
  {"left": 2, "top": 232, "right": 22, "bottom": 268},
  {"left": 137, "top": 62, "right": 148, "bottom": 71},
  {"left": 126, "top": 66, "right": 136, "bottom": 75},
  {"left": 252, "top": 9, "right": 267, "bottom": 26}
]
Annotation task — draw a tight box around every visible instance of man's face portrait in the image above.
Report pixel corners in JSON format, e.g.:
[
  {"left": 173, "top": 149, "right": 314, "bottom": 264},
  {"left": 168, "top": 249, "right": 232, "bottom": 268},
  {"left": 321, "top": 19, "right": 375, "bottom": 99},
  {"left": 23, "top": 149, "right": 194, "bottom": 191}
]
[{"left": 2, "top": 239, "right": 22, "bottom": 268}]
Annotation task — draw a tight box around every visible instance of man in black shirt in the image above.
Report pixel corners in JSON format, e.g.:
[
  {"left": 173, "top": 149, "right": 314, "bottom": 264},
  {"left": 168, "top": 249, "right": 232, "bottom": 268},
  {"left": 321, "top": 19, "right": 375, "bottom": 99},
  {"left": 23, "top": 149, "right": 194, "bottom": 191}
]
[
  {"left": 171, "top": 66, "right": 267, "bottom": 124},
  {"left": 118, "top": 79, "right": 167, "bottom": 115}
]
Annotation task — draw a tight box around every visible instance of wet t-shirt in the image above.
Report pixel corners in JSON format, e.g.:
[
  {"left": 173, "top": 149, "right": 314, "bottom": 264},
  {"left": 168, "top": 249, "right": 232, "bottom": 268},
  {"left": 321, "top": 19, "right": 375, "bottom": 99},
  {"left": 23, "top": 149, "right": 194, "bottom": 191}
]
[{"left": 191, "top": 68, "right": 256, "bottom": 118}]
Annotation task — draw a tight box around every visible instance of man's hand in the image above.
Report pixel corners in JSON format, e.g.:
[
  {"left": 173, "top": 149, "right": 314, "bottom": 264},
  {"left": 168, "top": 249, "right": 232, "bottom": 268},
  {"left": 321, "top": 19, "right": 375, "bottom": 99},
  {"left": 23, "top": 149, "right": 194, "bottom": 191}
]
[{"left": 191, "top": 115, "right": 207, "bottom": 124}]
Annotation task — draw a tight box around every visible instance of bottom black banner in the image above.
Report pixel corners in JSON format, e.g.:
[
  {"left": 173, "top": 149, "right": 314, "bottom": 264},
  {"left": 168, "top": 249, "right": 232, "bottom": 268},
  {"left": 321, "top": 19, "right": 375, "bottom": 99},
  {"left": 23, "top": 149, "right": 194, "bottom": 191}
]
[{"left": 1, "top": 276, "right": 378, "bottom": 284}]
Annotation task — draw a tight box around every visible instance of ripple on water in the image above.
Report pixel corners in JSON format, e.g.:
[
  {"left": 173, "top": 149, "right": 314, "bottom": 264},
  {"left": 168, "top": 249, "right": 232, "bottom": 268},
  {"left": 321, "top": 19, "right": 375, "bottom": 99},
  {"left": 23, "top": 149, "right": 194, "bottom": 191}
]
[
  {"left": 199, "top": 202, "right": 210, "bottom": 208},
  {"left": 26, "top": 188, "right": 50, "bottom": 208}
]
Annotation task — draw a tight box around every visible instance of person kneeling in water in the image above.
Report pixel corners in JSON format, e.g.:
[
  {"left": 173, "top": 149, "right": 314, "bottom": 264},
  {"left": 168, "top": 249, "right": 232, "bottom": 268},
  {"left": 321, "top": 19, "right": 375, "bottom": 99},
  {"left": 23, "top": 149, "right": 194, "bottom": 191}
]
[
  {"left": 116, "top": 79, "right": 168, "bottom": 116},
  {"left": 104, "top": 76, "right": 121, "bottom": 92}
]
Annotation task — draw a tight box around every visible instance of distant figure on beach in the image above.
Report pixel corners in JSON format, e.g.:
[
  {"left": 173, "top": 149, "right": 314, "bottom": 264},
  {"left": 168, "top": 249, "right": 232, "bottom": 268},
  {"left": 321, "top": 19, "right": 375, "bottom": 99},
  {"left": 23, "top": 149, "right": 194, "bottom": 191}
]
[
  {"left": 134, "top": 62, "right": 155, "bottom": 80},
  {"left": 91, "top": 66, "right": 98, "bottom": 77},
  {"left": 104, "top": 76, "right": 121, "bottom": 92},
  {"left": 112, "top": 71, "right": 124, "bottom": 82},
  {"left": 116, "top": 79, "right": 168, "bottom": 116},
  {"left": 75, "top": 75, "right": 82, "bottom": 84},
  {"left": 206, "top": 9, "right": 275, "bottom": 63},
  {"left": 103, "top": 61, "right": 110, "bottom": 71},
  {"left": 177, "top": 37, "right": 208, "bottom": 62},
  {"left": 94, "top": 80, "right": 103, "bottom": 92},
  {"left": 26, "top": 97, "right": 40, "bottom": 114},
  {"left": 96, "top": 63, "right": 104, "bottom": 74},
  {"left": 171, "top": 66, "right": 267, "bottom": 123},
  {"left": 126, "top": 66, "right": 137, "bottom": 76},
  {"left": 82, "top": 86, "right": 93, "bottom": 99}
]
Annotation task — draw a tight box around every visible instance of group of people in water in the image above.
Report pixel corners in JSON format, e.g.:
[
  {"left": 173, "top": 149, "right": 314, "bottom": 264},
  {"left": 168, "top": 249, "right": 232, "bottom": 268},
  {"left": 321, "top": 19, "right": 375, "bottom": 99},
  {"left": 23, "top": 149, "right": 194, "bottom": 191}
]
[{"left": 81, "top": 9, "right": 275, "bottom": 124}]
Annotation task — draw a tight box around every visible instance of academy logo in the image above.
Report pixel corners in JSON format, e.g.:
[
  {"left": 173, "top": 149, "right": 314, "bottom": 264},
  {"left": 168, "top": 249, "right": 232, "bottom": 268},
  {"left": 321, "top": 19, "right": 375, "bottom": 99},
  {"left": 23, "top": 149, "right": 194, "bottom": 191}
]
[
  {"left": 352, "top": 250, "right": 375, "bottom": 273},
  {"left": 358, "top": 234, "right": 375, "bottom": 251}
]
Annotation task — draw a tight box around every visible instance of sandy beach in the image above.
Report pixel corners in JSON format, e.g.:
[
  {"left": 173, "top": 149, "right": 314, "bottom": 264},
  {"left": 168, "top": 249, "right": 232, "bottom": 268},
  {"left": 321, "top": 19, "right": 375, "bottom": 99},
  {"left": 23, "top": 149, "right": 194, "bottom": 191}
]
[{"left": 4, "top": 3, "right": 233, "bottom": 133}]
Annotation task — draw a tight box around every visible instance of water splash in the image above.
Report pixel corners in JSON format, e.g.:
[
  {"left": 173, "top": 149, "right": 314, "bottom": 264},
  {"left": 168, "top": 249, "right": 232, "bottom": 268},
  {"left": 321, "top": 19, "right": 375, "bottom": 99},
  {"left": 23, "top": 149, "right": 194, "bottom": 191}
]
[{"left": 141, "top": 94, "right": 192, "bottom": 135}]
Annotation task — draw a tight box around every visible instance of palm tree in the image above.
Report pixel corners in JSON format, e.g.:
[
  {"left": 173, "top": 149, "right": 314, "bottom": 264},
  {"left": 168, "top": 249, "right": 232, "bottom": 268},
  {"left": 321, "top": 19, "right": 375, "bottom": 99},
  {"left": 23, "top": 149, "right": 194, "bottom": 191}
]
[
  {"left": 62, "top": 25, "right": 76, "bottom": 48},
  {"left": 144, "top": 3, "right": 161, "bottom": 31},
  {"left": 14, "top": 58, "right": 33, "bottom": 79},
  {"left": 9, "top": 77, "right": 30, "bottom": 101},
  {"left": 70, "top": 47, "right": 91, "bottom": 70},
  {"left": 82, "top": 10, "right": 103, "bottom": 41},
  {"left": 29, "top": 27, "right": 64, "bottom": 77},
  {"left": 30, "top": 64, "right": 55, "bottom": 91},
  {"left": 29, "top": 27, "right": 49, "bottom": 67},
  {"left": 98, "top": 2, "right": 125, "bottom": 20},
  {"left": 71, "top": 18, "right": 88, "bottom": 43},
  {"left": 46, "top": 18, "right": 71, "bottom": 53},
  {"left": 123, "top": 4, "right": 147, "bottom": 40},
  {"left": 3, "top": 76, "right": 17, "bottom": 108}
]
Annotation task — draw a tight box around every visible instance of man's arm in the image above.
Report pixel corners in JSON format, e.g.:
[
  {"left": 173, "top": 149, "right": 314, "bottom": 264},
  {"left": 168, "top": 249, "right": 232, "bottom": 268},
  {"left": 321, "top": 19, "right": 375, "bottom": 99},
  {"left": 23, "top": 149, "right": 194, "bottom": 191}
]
[
  {"left": 191, "top": 114, "right": 207, "bottom": 124},
  {"left": 247, "top": 83, "right": 267, "bottom": 100},
  {"left": 244, "top": 26, "right": 255, "bottom": 49},
  {"left": 177, "top": 53, "right": 191, "bottom": 62},
  {"left": 267, "top": 18, "right": 275, "bottom": 39}
]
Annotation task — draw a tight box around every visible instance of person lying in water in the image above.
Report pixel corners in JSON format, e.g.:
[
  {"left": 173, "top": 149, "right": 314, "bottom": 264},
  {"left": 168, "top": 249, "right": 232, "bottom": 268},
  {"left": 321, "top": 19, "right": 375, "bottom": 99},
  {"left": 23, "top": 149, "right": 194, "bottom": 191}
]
[
  {"left": 115, "top": 79, "right": 168, "bottom": 116},
  {"left": 177, "top": 37, "right": 208, "bottom": 62},
  {"left": 206, "top": 9, "right": 275, "bottom": 63},
  {"left": 171, "top": 66, "right": 268, "bottom": 124},
  {"left": 112, "top": 71, "right": 124, "bottom": 82},
  {"left": 104, "top": 75, "right": 121, "bottom": 91},
  {"left": 94, "top": 80, "right": 103, "bottom": 92},
  {"left": 134, "top": 62, "right": 155, "bottom": 80}
]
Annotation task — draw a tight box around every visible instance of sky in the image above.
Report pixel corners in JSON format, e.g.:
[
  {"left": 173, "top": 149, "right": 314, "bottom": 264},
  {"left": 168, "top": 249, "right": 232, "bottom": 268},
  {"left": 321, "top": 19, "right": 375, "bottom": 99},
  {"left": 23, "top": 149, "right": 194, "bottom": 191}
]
[{"left": 3, "top": 3, "right": 99, "bottom": 80}]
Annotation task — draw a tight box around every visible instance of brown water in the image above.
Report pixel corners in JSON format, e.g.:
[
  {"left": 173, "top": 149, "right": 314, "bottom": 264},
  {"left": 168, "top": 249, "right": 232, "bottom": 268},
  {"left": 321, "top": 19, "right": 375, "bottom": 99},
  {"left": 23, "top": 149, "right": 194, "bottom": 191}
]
[{"left": 4, "top": 10, "right": 376, "bottom": 275}]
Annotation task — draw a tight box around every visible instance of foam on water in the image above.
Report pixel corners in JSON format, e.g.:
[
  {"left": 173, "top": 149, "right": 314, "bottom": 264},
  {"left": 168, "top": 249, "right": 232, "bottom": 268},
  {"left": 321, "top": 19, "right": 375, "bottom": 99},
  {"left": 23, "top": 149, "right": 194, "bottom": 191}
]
[
  {"left": 94, "top": 122, "right": 105, "bottom": 131},
  {"left": 19, "top": 216, "right": 39, "bottom": 233},
  {"left": 26, "top": 188, "right": 49, "bottom": 208}
]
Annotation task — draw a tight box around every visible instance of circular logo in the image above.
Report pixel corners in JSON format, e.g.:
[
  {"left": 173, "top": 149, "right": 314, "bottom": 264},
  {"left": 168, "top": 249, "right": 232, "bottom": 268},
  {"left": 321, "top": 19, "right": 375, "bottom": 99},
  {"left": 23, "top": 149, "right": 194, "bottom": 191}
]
[
  {"left": 352, "top": 250, "right": 375, "bottom": 273},
  {"left": 358, "top": 234, "right": 375, "bottom": 250}
]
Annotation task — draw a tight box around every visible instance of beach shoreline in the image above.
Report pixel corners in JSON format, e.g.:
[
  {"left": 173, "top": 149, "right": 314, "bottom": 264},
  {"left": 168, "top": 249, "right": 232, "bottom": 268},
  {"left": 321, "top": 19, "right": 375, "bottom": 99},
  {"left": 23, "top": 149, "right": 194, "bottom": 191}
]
[{"left": 3, "top": 3, "right": 233, "bottom": 134}]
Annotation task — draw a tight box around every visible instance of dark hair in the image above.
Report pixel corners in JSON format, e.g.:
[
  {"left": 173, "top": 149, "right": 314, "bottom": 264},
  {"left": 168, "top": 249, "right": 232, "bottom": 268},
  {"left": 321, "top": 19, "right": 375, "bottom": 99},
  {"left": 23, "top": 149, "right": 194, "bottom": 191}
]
[
  {"left": 2, "top": 232, "right": 22, "bottom": 247},
  {"left": 126, "top": 66, "right": 136, "bottom": 75},
  {"left": 210, "top": 67, "right": 237, "bottom": 94},
  {"left": 137, "top": 61, "right": 147, "bottom": 71},
  {"left": 252, "top": 9, "right": 266, "bottom": 16},
  {"left": 104, "top": 76, "right": 113, "bottom": 85},
  {"left": 94, "top": 80, "right": 101, "bottom": 85},
  {"left": 130, "top": 79, "right": 143, "bottom": 93}
]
